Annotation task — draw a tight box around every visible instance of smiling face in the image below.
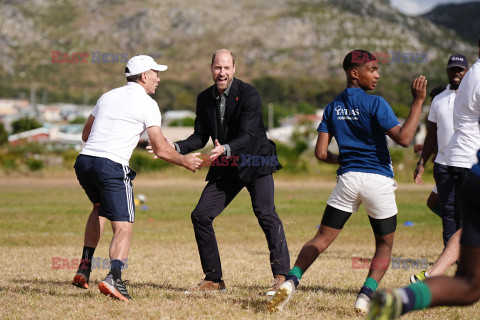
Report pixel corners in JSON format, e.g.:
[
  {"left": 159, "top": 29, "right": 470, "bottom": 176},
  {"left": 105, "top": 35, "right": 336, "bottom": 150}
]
[
  {"left": 211, "top": 50, "right": 235, "bottom": 94},
  {"left": 447, "top": 66, "right": 467, "bottom": 90},
  {"left": 353, "top": 60, "right": 380, "bottom": 91}
]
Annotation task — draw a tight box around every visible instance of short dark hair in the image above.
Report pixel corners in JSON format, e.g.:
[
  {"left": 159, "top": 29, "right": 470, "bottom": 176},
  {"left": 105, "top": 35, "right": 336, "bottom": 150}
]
[
  {"left": 125, "top": 67, "right": 143, "bottom": 82},
  {"left": 429, "top": 85, "right": 446, "bottom": 101},
  {"left": 211, "top": 49, "right": 235, "bottom": 66},
  {"left": 343, "top": 50, "right": 377, "bottom": 72}
]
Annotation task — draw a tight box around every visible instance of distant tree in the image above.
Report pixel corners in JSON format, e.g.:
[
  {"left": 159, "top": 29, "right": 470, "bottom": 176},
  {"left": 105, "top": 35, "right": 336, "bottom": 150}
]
[
  {"left": 69, "top": 116, "right": 86, "bottom": 124},
  {"left": 11, "top": 117, "right": 42, "bottom": 134},
  {"left": 0, "top": 122, "right": 8, "bottom": 145},
  {"left": 253, "top": 76, "right": 288, "bottom": 105},
  {"left": 169, "top": 117, "right": 195, "bottom": 127}
]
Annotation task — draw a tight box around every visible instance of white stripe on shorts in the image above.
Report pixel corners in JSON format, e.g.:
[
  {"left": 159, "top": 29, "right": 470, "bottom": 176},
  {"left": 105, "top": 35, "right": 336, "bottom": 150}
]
[{"left": 122, "top": 165, "right": 134, "bottom": 222}]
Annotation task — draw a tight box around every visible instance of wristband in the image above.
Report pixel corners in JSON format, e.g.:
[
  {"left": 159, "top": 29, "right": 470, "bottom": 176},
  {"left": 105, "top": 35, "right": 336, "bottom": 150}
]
[{"left": 417, "top": 160, "right": 424, "bottom": 166}]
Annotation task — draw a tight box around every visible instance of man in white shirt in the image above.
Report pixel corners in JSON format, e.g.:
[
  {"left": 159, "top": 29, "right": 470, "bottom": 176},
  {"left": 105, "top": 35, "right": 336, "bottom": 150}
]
[
  {"left": 444, "top": 50, "right": 480, "bottom": 244},
  {"left": 71, "top": 55, "right": 202, "bottom": 301},
  {"left": 412, "top": 54, "right": 468, "bottom": 283}
]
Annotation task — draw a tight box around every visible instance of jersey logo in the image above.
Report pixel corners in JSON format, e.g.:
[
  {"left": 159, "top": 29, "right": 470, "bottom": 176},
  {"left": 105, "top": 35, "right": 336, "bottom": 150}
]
[{"left": 335, "top": 105, "right": 359, "bottom": 120}]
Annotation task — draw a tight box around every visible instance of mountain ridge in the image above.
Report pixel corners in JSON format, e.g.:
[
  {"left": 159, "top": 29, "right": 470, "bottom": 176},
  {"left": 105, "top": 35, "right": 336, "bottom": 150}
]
[
  {"left": 422, "top": 1, "right": 480, "bottom": 43},
  {"left": 0, "top": 0, "right": 476, "bottom": 108}
]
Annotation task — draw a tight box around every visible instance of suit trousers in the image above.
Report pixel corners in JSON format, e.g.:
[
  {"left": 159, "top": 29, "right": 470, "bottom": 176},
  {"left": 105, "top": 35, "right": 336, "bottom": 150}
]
[{"left": 190, "top": 170, "right": 290, "bottom": 281}]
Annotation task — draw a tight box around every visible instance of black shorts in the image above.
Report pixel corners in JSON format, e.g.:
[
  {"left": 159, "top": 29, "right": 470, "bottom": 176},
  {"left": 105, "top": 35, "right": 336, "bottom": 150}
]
[
  {"left": 460, "top": 172, "right": 480, "bottom": 247},
  {"left": 321, "top": 205, "right": 396, "bottom": 236},
  {"left": 74, "top": 155, "right": 136, "bottom": 222}
]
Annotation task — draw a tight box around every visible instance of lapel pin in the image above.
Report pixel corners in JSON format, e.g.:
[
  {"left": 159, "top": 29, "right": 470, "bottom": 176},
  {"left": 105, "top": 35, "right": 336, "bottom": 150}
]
[{"left": 235, "top": 97, "right": 239, "bottom": 101}]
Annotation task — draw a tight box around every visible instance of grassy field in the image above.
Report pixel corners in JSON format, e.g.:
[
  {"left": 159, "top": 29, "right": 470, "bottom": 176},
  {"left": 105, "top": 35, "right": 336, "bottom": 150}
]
[{"left": 0, "top": 172, "right": 477, "bottom": 319}]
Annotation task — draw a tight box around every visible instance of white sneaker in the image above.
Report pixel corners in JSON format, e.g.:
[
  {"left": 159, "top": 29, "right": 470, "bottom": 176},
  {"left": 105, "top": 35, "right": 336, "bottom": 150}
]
[
  {"left": 410, "top": 270, "right": 428, "bottom": 284},
  {"left": 267, "top": 280, "right": 296, "bottom": 313},
  {"left": 354, "top": 292, "right": 371, "bottom": 315}
]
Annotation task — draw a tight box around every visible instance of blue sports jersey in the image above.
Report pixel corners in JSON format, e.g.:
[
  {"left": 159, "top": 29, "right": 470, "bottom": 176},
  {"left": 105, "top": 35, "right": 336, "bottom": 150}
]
[{"left": 317, "top": 87, "right": 400, "bottom": 178}]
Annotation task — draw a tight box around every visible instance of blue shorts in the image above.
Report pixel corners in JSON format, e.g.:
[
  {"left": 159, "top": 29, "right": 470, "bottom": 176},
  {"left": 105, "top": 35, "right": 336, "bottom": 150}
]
[{"left": 74, "top": 155, "right": 136, "bottom": 222}]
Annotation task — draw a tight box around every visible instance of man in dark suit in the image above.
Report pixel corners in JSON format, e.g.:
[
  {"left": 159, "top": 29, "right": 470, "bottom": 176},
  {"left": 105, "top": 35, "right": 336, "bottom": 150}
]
[{"left": 175, "top": 49, "right": 290, "bottom": 294}]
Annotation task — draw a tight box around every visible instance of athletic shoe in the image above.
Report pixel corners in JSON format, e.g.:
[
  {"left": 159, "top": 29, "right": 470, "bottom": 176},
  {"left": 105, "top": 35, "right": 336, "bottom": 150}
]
[
  {"left": 184, "top": 280, "right": 227, "bottom": 294},
  {"left": 410, "top": 270, "right": 427, "bottom": 284},
  {"left": 354, "top": 292, "right": 371, "bottom": 315},
  {"left": 72, "top": 272, "right": 90, "bottom": 289},
  {"left": 72, "top": 259, "right": 91, "bottom": 289},
  {"left": 267, "top": 279, "right": 296, "bottom": 313},
  {"left": 266, "top": 275, "right": 286, "bottom": 296},
  {"left": 98, "top": 273, "right": 131, "bottom": 301},
  {"left": 367, "top": 290, "right": 402, "bottom": 320}
]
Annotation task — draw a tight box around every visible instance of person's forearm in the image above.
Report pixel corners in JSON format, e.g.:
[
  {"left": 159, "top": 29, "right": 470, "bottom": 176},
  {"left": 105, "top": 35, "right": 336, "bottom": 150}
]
[
  {"left": 82, "top": 115, "right": 95, "bottom": 142},
  {"left": 395, "top": 99, "right": 423, "bottom": 147},
  {"left": 315, "top": 149, "right": 338, "bottom": 164},
  {"left": 154, "top": 145, "right": 187, "bottom": 167},
  {"left": 419, "top": 123, "right": 438, "bottom": 165},
  {"left": 175, "top": 134, "right": 207, "bottom": 155},
  {"left": 324, "top": 151, "right": 339, "bottom": 164}
]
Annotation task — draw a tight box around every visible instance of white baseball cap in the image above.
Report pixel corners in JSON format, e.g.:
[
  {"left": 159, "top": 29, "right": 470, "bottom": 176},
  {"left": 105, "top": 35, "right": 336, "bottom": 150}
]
[{"left": 125, "top": 55, "right": 168, "bottom": 76}]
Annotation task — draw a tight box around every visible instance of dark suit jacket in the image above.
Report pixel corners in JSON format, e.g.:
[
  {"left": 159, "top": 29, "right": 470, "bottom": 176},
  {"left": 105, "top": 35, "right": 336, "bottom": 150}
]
[{"left": 176, "top": 78, "right": 282, "bottom": 183}]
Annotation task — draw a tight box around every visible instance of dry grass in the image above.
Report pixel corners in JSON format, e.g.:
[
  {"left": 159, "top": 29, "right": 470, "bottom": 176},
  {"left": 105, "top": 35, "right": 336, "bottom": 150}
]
[{"left": 0, "top": 174, "right": 477, "bottom": 319}]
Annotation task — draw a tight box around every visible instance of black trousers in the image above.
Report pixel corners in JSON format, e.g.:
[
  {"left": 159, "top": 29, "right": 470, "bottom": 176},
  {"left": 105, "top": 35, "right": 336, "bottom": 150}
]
[
  {"left": 448, "top": 165, "right": 470, "bottom": 222},
  {"left": 191, "top": 171, "right": 290, "bottom": 281},
  {"left": 460, "top": 172, "right": 480, "bottom": 246},
  {"left": 436, "top": 164, "right": 470, "bottom": 246},
  {"left": 434, "top": 163, "right": 458, "bottom": 246}
]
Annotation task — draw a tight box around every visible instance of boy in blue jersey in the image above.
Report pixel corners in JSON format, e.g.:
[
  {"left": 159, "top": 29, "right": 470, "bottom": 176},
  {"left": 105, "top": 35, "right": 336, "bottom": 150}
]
[{"left": 268, "top": 50, "right": 427, "bottom": 315}]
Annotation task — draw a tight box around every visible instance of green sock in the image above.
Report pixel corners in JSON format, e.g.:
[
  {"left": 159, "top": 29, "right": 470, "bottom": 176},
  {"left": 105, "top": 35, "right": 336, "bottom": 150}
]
[
  {"left": 288, "top": 266, "right": 304, "bottom": 280},
  {"left": 430, "top": 205, "right": 442, "bottom": 218},
  {"left": 363, "top": 277, "right": 379, "bottom": 291},
  {"left": 407, "top": 282, "right": 432, "bottom": 310}
]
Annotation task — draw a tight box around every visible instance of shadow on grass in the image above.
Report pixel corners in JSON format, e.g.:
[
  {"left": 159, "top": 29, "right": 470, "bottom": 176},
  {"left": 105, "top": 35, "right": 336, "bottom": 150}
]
[
  {"left": 230, "top": 284, "right": 359, "bottom": 314},
  {"left": 128, "top": 282, "right": 188, "bottom": 292},
  {"left": 228, "top": 296, "right": 269, "bottom": 313},
  {"left": 6, "top": 279, "right": 98, "bottom": 298},
  {"left": 235, "top": 283, "right": 270, "bottom": 292},
  {"left": 221, "top": 285, "right": 358, "bottom": 314},
  {"left": 299, "top": 285, "right": 358, "bottom": 295},
  {"left": 7, "top": 279, "right": 193, "bottom": 300},
  {"left": 236, "top": 282, "right": 357, "bottom": 296}
]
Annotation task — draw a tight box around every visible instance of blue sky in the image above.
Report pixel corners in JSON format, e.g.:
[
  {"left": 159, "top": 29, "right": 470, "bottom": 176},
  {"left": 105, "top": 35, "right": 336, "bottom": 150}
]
[{"left": 391, "top": 0, "right": 480, "bottom": 15}]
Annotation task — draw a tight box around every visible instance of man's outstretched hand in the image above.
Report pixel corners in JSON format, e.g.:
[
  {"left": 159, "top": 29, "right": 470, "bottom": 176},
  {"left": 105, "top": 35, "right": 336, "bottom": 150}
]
[{"left": 210, "top": 139, "right": 225, "bottom": 161}]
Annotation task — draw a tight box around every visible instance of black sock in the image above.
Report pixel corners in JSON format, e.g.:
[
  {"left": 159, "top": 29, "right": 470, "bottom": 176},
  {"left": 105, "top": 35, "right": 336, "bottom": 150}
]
[
  {"left": 359, "top": 286, "right": 374, "bottom": 299},
  {"left": 110, "top": 259, "right": 124, "bottom": 280},
  {"left": 285, "top": 275, "right": 299, "bottom": 288},
  {"left": 79, "top": 246, "right": 95, "bottom": 271},
  {"left": 400, "top": 288, "right": 416, "bottom": 315}
]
